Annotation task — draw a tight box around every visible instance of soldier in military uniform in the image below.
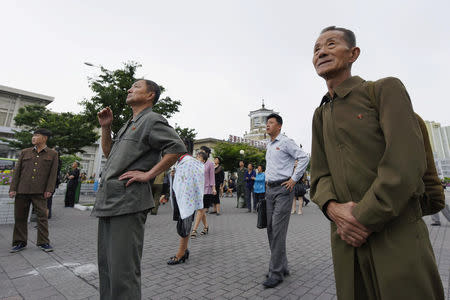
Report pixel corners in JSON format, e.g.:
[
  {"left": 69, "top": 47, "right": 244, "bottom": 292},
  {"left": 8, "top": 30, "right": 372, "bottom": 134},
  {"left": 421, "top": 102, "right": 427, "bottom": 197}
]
[
  {"left": 9, "top": 128, "right": 59, "bottom": 253},
  {"left": 310, "top": 26, "right": 444, "bottom": 300},
  {"left": 94, "top": 79, "right": 186, "bottom": 300}
]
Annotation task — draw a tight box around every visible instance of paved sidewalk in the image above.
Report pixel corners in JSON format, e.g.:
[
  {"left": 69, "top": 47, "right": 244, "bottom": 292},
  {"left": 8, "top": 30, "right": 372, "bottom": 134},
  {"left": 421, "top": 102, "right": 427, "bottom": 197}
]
[{"left": 0, "top": 192, "right": 449, "bottom": 300}]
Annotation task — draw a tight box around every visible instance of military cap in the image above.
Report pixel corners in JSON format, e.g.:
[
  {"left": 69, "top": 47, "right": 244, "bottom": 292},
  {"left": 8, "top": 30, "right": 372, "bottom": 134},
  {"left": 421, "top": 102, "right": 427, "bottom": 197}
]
[{"left": 34, "top": 128, "right": 52, "bottom": 137}]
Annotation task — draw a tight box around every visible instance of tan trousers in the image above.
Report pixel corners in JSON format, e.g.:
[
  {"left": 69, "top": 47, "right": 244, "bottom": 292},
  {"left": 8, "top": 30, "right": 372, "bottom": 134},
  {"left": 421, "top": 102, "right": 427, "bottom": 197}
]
[{"left": 13, "top": 194, "right": 49, "bottom": 246}]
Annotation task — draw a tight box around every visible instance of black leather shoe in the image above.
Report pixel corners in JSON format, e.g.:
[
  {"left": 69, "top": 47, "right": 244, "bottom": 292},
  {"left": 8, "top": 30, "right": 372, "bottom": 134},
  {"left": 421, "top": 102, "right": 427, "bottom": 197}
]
[
  {"left": 266, "top": 270, "right": 290, "bottom": 278},
  {"left": 263, "top": 277, "right": 283, "bottom": 288}
]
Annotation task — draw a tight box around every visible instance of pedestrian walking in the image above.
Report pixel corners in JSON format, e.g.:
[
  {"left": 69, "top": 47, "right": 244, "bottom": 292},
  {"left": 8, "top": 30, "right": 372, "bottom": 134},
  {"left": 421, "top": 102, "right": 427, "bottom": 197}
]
[
  {"left": 9, "top": 128, "right": 59, "bottom": 253},
  {"left": 236, "top": 161, "right": 246, "bottom": 208},
  {"left": 310, "top": 26, "right": 444, "bottom": 299},
  {"left": 245, "top": 163, "right": 256, "bottom": 212},
  {"left": 94, "top": 79, "right": 186, "bottom": 300},
  {"left": 64, "top": 161, "right": 80, "bottom": 207},
  {"left": 191, "top": 150, "right": 215, "bottom": 237},
  {"left": 263, "top": 113, "right": 309, "bottom": 288},
  {"left": 167, "top": 138, "right": 204, "bottom": 265}
]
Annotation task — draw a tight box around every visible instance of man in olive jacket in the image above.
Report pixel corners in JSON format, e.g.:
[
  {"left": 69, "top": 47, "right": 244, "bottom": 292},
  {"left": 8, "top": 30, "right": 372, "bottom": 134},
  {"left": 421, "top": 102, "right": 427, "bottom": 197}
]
[
  {"left": 310, "top": 26, "right": 444, "bottom": 300},
  {"left": 9, "top": 128, "right": 59, "bottom": 253}
]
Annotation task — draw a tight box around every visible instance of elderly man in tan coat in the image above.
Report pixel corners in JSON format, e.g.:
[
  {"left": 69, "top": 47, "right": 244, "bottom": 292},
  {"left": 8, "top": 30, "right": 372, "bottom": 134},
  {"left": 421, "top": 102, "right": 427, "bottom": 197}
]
[{"left": 310, "top": 26, "right": 444, "bottom": 300}]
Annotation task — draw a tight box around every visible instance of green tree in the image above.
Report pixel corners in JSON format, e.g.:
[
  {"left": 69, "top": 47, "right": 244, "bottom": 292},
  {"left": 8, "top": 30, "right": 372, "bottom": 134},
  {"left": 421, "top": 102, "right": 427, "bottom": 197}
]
[
  {"left": 175, "top": 125, "right": 197, "bottom": 140},
  {"left": 60, "top": 154, "right": 82, "bottom": 174},
  {"left": 80, "top": 61, "right": 191, "bottom": 138},
  {"left": 4, "top": 105, "right": 98, "bottom": 155},
  {"left": 213, "top": 142, "right": 266, "bottom": 171}
]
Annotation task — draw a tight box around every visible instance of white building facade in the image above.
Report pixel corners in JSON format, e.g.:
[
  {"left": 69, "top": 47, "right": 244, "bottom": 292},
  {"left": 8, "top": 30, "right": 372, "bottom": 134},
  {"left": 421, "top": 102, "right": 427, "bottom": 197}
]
[
  {"left": 243, "top": 101, "right": 277, "bottom": 142},
  {"left": 0, "top": 85, "right": 54, "bottom": 158},
  {"left": 424, "top": 120, "right": 450, "bottom": 178},
  {"left": 0, "top": 84, "right": 104, "bottom": 179}
]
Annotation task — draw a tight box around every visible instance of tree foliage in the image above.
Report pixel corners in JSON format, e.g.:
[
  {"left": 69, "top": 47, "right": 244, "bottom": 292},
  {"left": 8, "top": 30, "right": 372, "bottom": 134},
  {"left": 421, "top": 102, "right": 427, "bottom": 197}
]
[
  {"left": 212, "top": 142, "right": 266, "bottom": 172},
  {"left": 4, "top": 105, "right": 98, "bottom": 155},
  {"left": 175, "top": 125, "right": 197, "bottom": 140},
  {"left": 80, "top": 61, "right": 186, "bottom": 138},
  {"left": 60, "top": 154, "right": 82, "bottom": 174}
]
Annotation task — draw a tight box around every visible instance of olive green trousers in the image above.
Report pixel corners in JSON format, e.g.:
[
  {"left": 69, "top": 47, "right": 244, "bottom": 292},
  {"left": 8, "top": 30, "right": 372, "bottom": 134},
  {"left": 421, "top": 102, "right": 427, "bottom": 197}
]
[{"left": 97, "top": 210, "right": 149, "bottom": 300}]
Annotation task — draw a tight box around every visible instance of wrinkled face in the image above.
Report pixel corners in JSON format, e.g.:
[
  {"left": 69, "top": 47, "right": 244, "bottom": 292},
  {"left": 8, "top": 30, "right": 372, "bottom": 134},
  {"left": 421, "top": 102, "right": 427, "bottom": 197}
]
[
  {"left": 312, "top": 30, "right": 355, "bottom": 79},
  {"left": 31, "top": 134, "right": 47, "bottom": 146},
  {"left": 266, "top": 117, "right": 281, "bottom": 136},
  {"left": 126, "top": 80, "right": 154, "bottom": 106}
]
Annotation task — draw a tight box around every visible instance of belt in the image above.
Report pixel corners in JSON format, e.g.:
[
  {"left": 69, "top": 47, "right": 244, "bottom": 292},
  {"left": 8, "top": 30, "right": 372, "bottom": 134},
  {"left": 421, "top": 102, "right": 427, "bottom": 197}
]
[{"left": 266, "top": 178, "right": 290, "bottom": 188}]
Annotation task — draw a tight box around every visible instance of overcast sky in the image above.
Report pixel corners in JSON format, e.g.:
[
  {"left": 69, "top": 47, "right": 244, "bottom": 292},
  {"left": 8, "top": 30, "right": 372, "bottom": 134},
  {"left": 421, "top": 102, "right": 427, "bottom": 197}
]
[{"left": 1, "top": 0, "right": 449, "bottom": 153}]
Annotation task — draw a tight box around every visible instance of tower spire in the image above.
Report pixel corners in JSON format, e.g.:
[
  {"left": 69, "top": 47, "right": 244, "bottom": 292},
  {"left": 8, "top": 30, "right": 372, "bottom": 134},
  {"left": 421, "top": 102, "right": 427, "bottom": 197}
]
[{"left": 262, "top": 98, "right": 265, "bottom": 109}]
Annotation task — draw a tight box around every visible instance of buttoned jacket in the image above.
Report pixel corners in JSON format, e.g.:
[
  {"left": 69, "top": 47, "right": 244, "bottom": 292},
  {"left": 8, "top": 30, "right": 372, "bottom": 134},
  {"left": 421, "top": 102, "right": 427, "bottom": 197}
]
[{"left": 10, "top": 147, "right": 59, "bottom": 194}]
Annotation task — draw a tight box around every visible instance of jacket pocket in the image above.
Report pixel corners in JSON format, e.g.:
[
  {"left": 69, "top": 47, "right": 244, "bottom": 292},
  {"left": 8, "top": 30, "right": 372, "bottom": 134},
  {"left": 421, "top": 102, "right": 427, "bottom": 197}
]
[
  {"left": 43, "top": 156, "right": 53, "bottom": 164},
  {"left": 105, "top": 179, "right": 126, "bottom": 199}
]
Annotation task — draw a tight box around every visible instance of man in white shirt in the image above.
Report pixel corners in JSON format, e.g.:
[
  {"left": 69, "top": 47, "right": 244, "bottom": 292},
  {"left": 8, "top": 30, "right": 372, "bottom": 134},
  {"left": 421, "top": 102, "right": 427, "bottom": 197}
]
[{"left": 263, "top": 113, "right": 309, "bottom": 288}]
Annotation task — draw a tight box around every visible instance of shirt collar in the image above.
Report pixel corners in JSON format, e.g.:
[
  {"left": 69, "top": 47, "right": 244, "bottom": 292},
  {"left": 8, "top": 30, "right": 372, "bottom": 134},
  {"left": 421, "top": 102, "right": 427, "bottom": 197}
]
[
  {"left": 270, "top": 133, "right": 283, "bottom": 144},
  {"left": 131, "top": 106, "right": 153, "bottom": 123},
  {"left": 33, "top": 146, "right": 48, "bottom": 153},
  {"left": 320, "top": 76, "right": 364, "bottom": 106}
]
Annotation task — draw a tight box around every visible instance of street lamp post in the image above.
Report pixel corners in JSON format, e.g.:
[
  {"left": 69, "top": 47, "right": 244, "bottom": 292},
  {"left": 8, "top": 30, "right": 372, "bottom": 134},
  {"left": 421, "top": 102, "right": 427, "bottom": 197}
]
[
  {"left": 84, "top": 62, "right": 101, "bottom": 68},
  {"left": 84, "top": 62, "right": 104, "bottom": 182}
]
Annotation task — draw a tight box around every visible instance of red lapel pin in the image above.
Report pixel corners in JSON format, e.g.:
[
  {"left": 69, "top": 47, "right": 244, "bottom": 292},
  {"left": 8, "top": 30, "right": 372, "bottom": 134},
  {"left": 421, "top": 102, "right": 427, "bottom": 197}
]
[{"left": 357, "top": 114, "right": 363, "bottom": 120}]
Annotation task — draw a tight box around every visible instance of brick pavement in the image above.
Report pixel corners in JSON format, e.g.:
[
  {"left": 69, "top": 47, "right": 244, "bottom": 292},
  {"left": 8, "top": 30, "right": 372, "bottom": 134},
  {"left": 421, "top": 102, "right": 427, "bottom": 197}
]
[{"left": 0, "top": 191, "right": 449, "bottom": 300}]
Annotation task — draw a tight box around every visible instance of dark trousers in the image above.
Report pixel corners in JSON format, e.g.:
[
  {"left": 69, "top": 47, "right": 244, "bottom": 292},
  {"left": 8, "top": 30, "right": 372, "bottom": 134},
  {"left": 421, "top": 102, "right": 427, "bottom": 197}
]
[
  {"left": 245, "top": 186, "right": 254, "bottom": 211},
  {"left": 47, "top": 195, "right": 53, "bottom": 219},
  {"left": 65, "top": 183, "right": 77, "bottom": 207},
  {"left": 236, "top": 184, "right": 245, "bottom": 208},
  {"left": 13, "top": 194, "right": 49, "bottom": 246},
  {"left": 265, "top": 185, "right": 293, "bottom": 280},
  {"left": 98, "top": 210, "right": 149, "bottom": 300}
]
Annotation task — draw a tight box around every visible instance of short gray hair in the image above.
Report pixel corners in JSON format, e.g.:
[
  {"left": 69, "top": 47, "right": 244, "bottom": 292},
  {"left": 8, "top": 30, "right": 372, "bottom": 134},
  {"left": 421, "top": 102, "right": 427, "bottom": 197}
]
[
  {"left": 143, "top": 79, "right": 161, "bottom": 105},
  {"left": 320, "top": 26, "right": 356, "bottom": 48}
]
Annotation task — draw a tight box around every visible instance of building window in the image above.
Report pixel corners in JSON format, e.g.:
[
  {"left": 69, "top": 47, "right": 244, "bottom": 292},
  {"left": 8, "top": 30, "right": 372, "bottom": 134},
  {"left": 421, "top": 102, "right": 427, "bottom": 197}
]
[
  {"left": 0, "top": 111, "right": 7, "bottom": 126},
  {"left": 5, "top": 113, "right": 13, "bottom": 127}
]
